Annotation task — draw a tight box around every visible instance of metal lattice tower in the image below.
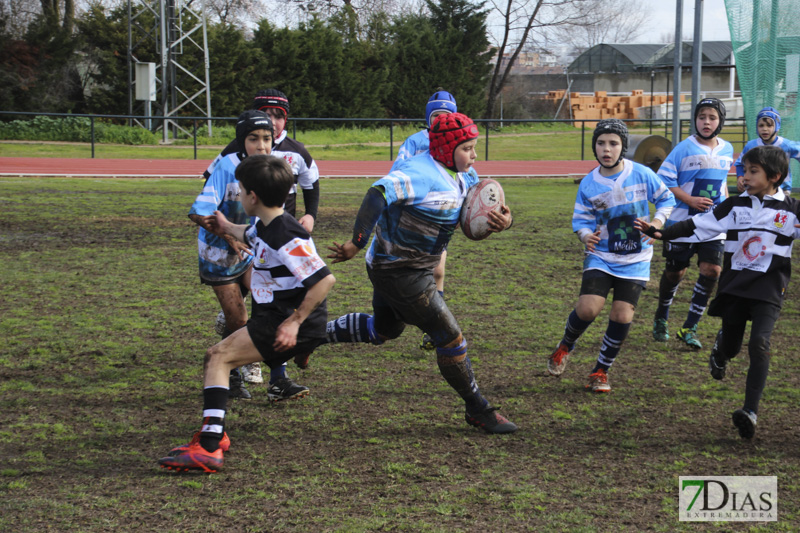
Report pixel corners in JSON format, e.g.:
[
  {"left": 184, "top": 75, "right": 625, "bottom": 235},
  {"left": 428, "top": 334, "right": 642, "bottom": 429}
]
[{"left": 128, "top": 0, "right": 212, "bottom": 141}]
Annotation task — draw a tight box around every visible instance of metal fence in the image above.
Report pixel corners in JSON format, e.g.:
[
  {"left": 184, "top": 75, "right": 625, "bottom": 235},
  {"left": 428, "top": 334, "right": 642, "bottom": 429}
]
[{"left": 0, "top": 110, "right": 748, "bottom": 161}]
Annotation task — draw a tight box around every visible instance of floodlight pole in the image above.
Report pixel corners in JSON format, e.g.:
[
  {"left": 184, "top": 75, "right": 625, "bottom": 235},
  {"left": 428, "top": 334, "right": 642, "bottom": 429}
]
[
  {"left": 690, "top": 0, "right": 704, "bottom": 136},
  {"left": 672, "top": 0, "right": 683, "bottom": 147}
]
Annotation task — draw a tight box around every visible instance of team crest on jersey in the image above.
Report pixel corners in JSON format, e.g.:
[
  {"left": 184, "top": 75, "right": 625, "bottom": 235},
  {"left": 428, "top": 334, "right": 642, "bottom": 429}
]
[
  {"left": 258, "top": 247, "right": 268, "bottom": 264},
  {"left": 773, "top": 212, "right": 788, "bottom": 229},
  {"left": 282, "top": 154, "right": 298, "bottom": 171}
]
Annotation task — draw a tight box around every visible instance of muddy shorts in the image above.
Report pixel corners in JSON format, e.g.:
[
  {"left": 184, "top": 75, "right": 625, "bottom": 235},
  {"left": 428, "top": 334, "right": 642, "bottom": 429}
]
[
  {"left": 199, "top": 264, "right": 251, "bottom": 287},
  {"left": 366, "top": 266, "right": 461, "bottom": 347}
]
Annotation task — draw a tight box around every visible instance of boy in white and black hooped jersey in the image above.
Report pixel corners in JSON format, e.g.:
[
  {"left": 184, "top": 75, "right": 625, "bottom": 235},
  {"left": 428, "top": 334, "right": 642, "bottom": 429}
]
[
  {"left": 160, "top": 155, "right": 335, "bottom": 473},
  {"left": 204, "top": 89, "right": 320, "bottom": 233},
  {"left": 205, "top": 89, "right": 321, "bottom": 388},
  {"left": 636, "top": 145, "right": 799, "bottom": 440}
]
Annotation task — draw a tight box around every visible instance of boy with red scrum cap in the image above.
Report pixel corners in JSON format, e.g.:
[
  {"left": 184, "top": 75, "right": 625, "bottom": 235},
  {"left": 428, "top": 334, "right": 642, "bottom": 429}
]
[
  {"left": 323, "top": 113, "right": 518, "bottom": 434},
  {"left": 391, "top": 90, "right": 459, "bottom": 352}
]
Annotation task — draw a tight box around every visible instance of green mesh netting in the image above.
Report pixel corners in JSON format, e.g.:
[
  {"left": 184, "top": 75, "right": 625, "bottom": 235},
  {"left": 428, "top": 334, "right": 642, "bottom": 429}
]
[{"left": 725, "top": 0, "right": 800, "bottom": 179}]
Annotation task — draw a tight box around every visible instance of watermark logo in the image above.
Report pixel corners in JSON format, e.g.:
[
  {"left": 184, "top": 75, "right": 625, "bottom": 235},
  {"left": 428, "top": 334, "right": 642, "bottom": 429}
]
[{"left": 679, "top": 476, "right": 777, "bottom": 522}]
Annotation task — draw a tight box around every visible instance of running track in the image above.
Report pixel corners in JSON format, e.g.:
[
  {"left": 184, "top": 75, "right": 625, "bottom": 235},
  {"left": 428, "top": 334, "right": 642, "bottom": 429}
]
[{"left": 0, "top": 157, "right": 598, "bottom": 179}]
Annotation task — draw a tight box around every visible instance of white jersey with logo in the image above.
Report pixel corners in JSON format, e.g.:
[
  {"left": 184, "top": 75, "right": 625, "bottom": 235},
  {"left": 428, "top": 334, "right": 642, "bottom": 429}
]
[{"left": 243, "top": 212, "right": 331, "bottom": 337}]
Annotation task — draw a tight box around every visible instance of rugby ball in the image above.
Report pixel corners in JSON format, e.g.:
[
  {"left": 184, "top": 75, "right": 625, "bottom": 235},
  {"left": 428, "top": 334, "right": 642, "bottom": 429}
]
[{"left": 460, "top": 179, "right": 505, "bottom": 241}]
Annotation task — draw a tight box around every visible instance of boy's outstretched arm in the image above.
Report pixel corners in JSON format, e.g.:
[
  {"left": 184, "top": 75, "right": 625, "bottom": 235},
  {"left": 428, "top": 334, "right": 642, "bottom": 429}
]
[
  {"left": 274, "top": 273, "right": 336, "bottom": 352},
  {"left": 634, "top": 217, "right": 696, "bottom": 241},
  {"left": 209, "top": 210, "right": 250, "bottom": 242},
  {"left": 328, "top": 186, "right": 386, "bottom": 264}
]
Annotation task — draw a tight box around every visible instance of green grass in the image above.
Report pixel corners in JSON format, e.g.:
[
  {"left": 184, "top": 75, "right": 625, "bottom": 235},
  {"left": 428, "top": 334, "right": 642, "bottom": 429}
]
[
  {"left": 1, "top": 176, "right": 798, "bottom": 531},
  {"left": 0, "top": 123, "right": 751, "bottom": 161}
]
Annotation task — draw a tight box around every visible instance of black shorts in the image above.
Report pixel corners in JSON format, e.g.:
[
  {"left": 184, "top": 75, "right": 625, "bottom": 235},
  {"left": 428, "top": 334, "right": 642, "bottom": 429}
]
[
  {"left": 246, "top": 319, "right": 323, "bottom": 367},
  {"left": 579, "top": 270, "right": 644, "bottom": 307},
  {"left": 366, "top": 266, "right": 461, "bottom": 347},
  {"left": 662, "top": 240, "right": 724, "bottom": 271}
]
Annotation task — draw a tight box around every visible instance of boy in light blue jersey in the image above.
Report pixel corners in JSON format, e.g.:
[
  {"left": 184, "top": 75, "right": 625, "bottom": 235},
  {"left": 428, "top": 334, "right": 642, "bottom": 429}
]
[
  {"left": 189, "top": 110, "right": 309, "bottom": 401},
  {"left": 391, "top": 90, "right": 458, "bottom": 171},
  {"left": 653, "top": 98, "right": 734, "bottom": 349},
  {"left": 733, "top": 107, "right": 800, "bottom": 196},
  {"left": 391, "top": 90, "right": 458, "bottom": 351},
  {"left": 324, "top": 113, "right": 518, "bottom": 434},
  {"left": 547, "top": 119, "right": 675, "bottom": 392}
]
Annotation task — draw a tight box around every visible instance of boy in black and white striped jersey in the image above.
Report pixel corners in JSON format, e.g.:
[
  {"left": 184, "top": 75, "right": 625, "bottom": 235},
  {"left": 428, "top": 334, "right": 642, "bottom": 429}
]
[{"left": 636, "top": 145, "right": 798, "bottom": 440}]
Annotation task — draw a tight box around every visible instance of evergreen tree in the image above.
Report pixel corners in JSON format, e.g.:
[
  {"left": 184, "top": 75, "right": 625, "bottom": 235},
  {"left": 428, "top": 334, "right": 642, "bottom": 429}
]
[
  {"left": 424, "top": 0, "right": 493, "bottom": 118},
  {"left": 253, "top": 15, "right": 388, "bottom": 121},
  {"left": 207, "top": 24, "right": 264, "bottom": 118},
  {"left": 385, "top": 0, "right": 493, "bottom": 121},
  {"left": 76, "top": 3, "right": 133, "bottom": 116}
]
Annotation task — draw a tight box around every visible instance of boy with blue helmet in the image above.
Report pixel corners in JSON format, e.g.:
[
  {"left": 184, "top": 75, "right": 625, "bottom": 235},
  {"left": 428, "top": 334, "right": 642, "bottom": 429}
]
[
  {"left": 734, "top": 106, "right": 800, "bottom": 196},
  {"left": 392, "top": 90, "right": 458, "bottom": 169}
]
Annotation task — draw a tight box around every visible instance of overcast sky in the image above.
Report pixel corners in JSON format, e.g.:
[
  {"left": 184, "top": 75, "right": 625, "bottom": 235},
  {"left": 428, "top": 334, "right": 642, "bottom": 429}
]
[{"left": 638, "top": 0, "right": 732, "bottom": 42}]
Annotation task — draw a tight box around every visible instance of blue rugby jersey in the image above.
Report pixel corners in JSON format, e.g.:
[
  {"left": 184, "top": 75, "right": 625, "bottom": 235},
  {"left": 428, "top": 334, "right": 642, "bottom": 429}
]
[
  {"left": 734, "top": 136, "right": 800, "bottom": 193},
  {"left": 391, "top": 130, "right": 430, "bottom": 172},
  {"left": 658, "top": 135, "right": 734, "bottom": 243},
  {"left": 201, "top": 131, "right": 319, "bottom": 212},
  {"left": 188, "top": 153, "right": 253, "bottom": 281},
  {"left": 366, "top": 153, "right": 479, "bottom": 270},
  {"left": 573, "top": 160, "right": 675, "bottom": 281},
  {"left": 243, "top": 213, "right": 331, "bottom": 337}
]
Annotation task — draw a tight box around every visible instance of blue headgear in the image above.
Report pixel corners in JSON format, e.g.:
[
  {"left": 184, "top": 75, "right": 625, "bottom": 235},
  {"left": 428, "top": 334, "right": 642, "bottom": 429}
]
[
  {"left": 757, "top": 106, "right": 781, "bottom": 134},
  {"left": 425, "top": 91, "right": 458, "bottom": 127}
]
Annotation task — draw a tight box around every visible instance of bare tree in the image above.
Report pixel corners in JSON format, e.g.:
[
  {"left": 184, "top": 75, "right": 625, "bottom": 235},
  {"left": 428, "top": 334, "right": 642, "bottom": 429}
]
[
  {"left": 1, "top": 0, "right": 41, "bottom": 38},
  {"left": 484, "top": 0, "right": 589, "bottom": 120},
  {"left": 549, "top": 0, "right": 650, "bottom": 55},
  {"left": 204, "top": 0, "right": 266, "bottom": 26},
  {"left": 271, "top": 0, "right": 408, "bottom": 25}
]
